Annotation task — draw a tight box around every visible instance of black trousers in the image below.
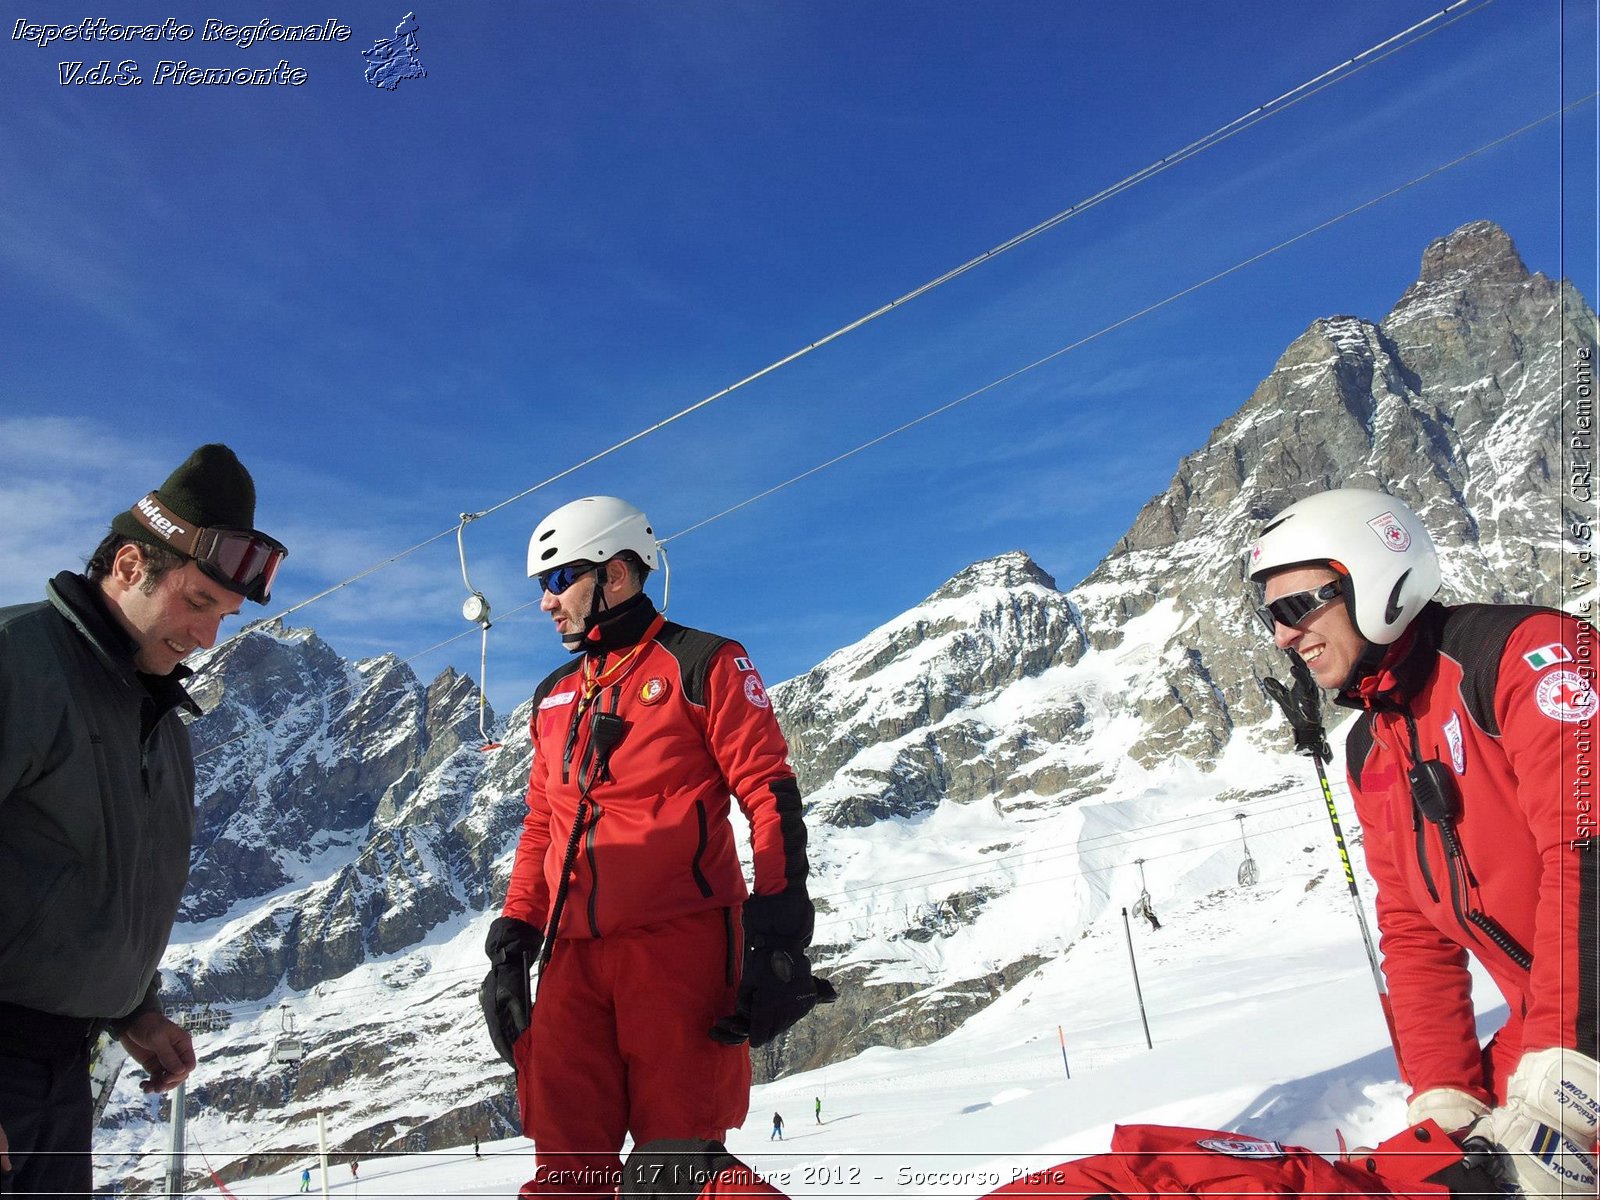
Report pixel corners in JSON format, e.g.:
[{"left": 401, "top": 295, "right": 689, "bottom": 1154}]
[{"left": 0, "top": 1050, "right": 94, "bottom": 1198}]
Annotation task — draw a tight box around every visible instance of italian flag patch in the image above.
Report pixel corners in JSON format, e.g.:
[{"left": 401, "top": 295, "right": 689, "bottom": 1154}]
[{"left": 1524, "top": 644, "right": 1573, "bottom": 670}]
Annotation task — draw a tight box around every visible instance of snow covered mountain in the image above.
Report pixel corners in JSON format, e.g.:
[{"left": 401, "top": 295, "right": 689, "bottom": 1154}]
[{"left": 101, "top": 221, "right": 1596, "bottom": 1191}]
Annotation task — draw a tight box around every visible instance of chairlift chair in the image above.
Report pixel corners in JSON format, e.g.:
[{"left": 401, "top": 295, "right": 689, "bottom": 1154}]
[
  {"left": 1236, "top": 813, "right": 1260, "bottom": 887},
  {"left": 271, "top": 1006, "right": 305, "bottom": 1065}
]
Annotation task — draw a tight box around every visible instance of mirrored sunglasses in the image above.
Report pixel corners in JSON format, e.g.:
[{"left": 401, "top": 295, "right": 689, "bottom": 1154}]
[
  {"left": 1256, "top": 580, "right": 1342, "bottom": 636},
  {"left": 538, "top": 562, "right": 598, "bottom": 596}
]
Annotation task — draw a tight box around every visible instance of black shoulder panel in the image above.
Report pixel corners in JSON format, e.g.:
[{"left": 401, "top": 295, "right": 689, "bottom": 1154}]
[
  {"left": 1345, "top": 711, "right": 1375, "bottom": 790},
  {"left": 1437, "top": 604, "right": 1560, "bottom": 737},
  {"left": 655, "top": 622, "right": 732, "bottom": 707},
  {"left": 531, "top": 659, "right": 581, "bottom": 709}
]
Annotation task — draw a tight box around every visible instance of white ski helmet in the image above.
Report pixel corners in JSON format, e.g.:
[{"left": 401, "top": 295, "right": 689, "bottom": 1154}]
[
  {"left": 527, "top": 496, "right": 660, "bottom": 578},
  {"left": 1247, "top": 488, "right": 1440, "bottom": 645}
]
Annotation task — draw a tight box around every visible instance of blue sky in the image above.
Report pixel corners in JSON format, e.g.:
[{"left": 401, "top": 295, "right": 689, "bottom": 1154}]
[{"left": 1, "top": 0, "right": 1595, "bottom": 715}]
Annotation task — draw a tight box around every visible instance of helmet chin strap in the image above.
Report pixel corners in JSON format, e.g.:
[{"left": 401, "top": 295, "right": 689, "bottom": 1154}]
[
  {"left": 558, "top": 564, "right": 608, "bottom": 654},
  {"left": 1340, "top": 638, "right": 1387, "bottom": 694}
]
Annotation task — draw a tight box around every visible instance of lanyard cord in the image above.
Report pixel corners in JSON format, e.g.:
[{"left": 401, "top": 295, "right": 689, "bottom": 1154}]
[{"left": 537, "top": 629, "right": 660, "bottom": 974}]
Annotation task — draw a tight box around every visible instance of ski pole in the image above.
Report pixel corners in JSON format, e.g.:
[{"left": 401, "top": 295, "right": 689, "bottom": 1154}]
[
  {"left": 1309, "top": 743, "right": 1405, "bottom": 1084},
  {"left": 1263, "top": 652, "right": 1405, "bottom": 1084}
]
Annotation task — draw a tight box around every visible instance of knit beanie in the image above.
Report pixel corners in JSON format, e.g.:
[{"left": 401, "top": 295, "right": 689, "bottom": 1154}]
[{"left": 111, "top": 443, "right": 258, "bottom": 546}]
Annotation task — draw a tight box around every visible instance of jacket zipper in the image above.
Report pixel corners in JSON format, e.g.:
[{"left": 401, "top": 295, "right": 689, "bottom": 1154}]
[{"left": 1396, "top": 712, "right": 1533, "bottom": 973}]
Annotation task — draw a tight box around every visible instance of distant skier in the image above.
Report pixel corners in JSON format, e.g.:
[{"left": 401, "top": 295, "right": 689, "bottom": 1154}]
[
  {"left": 769, "top": 1112, "right": 784, "bottom": 1141},
  {"left": 350, "top": 1158, "right": 359, "bottom": 1178},
  {"left": 299, "top": 1167, "right": 311, "bottom": 1192},
  {"left": 1249, "top": 488, "right": 1598, "bottom": 1198},
  {"left": 474, "top": 1135, "right": 482, "bottom": 1158},
  {"left": 814, "top": 1096, "right": 821, "bottom": 1125}
]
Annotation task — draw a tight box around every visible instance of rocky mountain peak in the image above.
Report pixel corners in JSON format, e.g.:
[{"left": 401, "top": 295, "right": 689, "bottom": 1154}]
[
  {"left": 1416, "top": 219, "right": 1528, "bottom": 287},
  {"left": 1387, "top": 219, "right": 1538, "bottom": 330},
  {"left": 927, "top": 551, "right": 1058, "bottom": 602}
]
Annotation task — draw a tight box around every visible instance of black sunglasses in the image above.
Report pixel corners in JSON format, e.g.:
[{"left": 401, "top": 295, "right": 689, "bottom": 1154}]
[
  {"left": 1256, "top": 581, "right": 1343, "bottom": 635},
  {"left": 538, "top": 562, "right": 599, "bottom": 596}
]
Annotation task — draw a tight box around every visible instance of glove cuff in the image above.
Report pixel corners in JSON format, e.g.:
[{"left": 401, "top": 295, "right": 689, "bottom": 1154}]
[
  {"left": 485, "top": 915, "right": 544, "bottom": 962},
  {"left": 1406, "top": 1087, "right": 1488, "bottom": 1135},
  {"left": 742, "top": 889, "right": 814, "bottom": 947}
]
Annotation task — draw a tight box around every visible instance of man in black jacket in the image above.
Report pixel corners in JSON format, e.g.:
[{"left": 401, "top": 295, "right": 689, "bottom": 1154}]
[{"left": 0, "top": 444, "right": 285, "bottom": 1196}]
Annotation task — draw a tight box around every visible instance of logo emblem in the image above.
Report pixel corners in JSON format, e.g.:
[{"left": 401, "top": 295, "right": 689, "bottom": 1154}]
[
  {"left": 362, "top": 11, "right": 428, "bottom": 90},
  {"left": 539, "top": 691, "right": 576, "bottom": 710},
  {"left": 1443, "top": 712, "right": 1466, "bottom": 775},
  {"left": 1535, "top": 670, "right": 1598, "bottom": 724},
  {"left": 639, "top": 676, "right": 670, "bottom": 706},
  {"left": 743, "top": 675, "right": 770, "bottom": 709},
  {"left": 1367, "top": 511, "right": 1412, "bottom": 552},
  {"left": 1524, "top": 643, "right": 1574, "bottom": 670},
  {"left": 1196, "top": 1137, "right": 1284, "bottom": 1160},
  {"left": 733, "top": 656, "right": 754, "bottom": 672}
]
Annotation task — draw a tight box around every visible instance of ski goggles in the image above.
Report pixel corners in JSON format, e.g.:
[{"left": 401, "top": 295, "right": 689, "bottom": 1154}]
[
  {"left": 130, "top": 491, "right": 287, "bottom": 603},
  {"left": 1256, "top": 580, "right": 1342, "bottom": 635},
  {"left": 537, "top": 561, "right": 600, "bottom": 596}
]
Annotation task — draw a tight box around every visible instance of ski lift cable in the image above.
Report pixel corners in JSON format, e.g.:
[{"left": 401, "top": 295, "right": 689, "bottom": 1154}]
[
  {"left": 195, "top": 93, "right": 1586, "bottom": 772},
  {"left": 204, "top": 813, "right": 1348, "bottom": 1045},
  {"left": 193, "top": 800, "right": 1338, "bottom": 1023},
  {"left": 806, "top": 793, "right": 1331, "bottom": 908},
  {"left": 197, "top": 805, "right": 1337, "bottom": 1029},
  {"left": 227, "top": 1, "right": 1487, "bottom": 636},
  {"left": 663, "top": 97, "right": 1585, "bottom": 545},
  {"left": 190, "top": 786, "right": 1357, "bottom": 1026}
]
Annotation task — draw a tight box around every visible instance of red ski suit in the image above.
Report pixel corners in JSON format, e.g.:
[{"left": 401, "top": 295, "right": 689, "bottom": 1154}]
[
  {"left": 1340, "top": 602, "right": 1598, "bottom": 1106},
  {"left": 630, "top": 1123, "right": 1497, "bottom": 1200},
  {"left": 503, "top": 595, "right": 809, "bottom": 1200}
]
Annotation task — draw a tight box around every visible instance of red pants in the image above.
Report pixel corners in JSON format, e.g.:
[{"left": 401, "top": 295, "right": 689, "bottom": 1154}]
[{"left": 516, "top": 908, "right": 751, "bottom": 1200}]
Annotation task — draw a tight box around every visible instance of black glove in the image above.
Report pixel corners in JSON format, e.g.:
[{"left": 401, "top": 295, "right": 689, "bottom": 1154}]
[
  {"left": 710, "top": 891, "right": 837, "bottom": 1049},
  {"left": 480, "top": 915, "right": 542, "bottom": 1065},
  {"left": 1263, "top": 652, "right": 1331, "bottom": 763},
  {"left": 622, "top": 1139, "right": 740, "bottom": 1200}
]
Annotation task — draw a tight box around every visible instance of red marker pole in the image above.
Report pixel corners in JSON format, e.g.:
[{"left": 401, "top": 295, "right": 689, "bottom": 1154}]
[{"left": 1057, "top": 1025, "right": 1071, "bottom": 1080}]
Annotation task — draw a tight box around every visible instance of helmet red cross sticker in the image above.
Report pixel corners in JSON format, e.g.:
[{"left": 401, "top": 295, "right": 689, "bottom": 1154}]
[{"left": 1366, "top": 511, "right": 1411, "bottom": 552}]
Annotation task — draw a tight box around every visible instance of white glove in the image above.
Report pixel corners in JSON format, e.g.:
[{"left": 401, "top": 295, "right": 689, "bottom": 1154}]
[
  {"left": 1407, "top": 1086, "right": 1489, "bottom": 1135},
  {"left": 1469, "top": 1048, "right": 1599, "bottom": 1197}
]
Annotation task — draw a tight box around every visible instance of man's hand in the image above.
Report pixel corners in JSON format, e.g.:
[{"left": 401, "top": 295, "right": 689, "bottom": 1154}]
[
  {"left": 119, "top": 1011, "right": 196, "bottom": 1094},
  {"left": 711, "top": 891, "right": 836, "bottom": 1049},
  {"left": 481, "top": 916, "right": 542, "bottom": 1065},
  {"left": 1466, "top": 1048, "right": 1599, "bottom": 1197},
  {"left": 1263, "top": 652, "right": 1331, "bottom": 762},
  {"left": 1405, "top": 1086, "right": 1489, "bottom": 1136}
]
